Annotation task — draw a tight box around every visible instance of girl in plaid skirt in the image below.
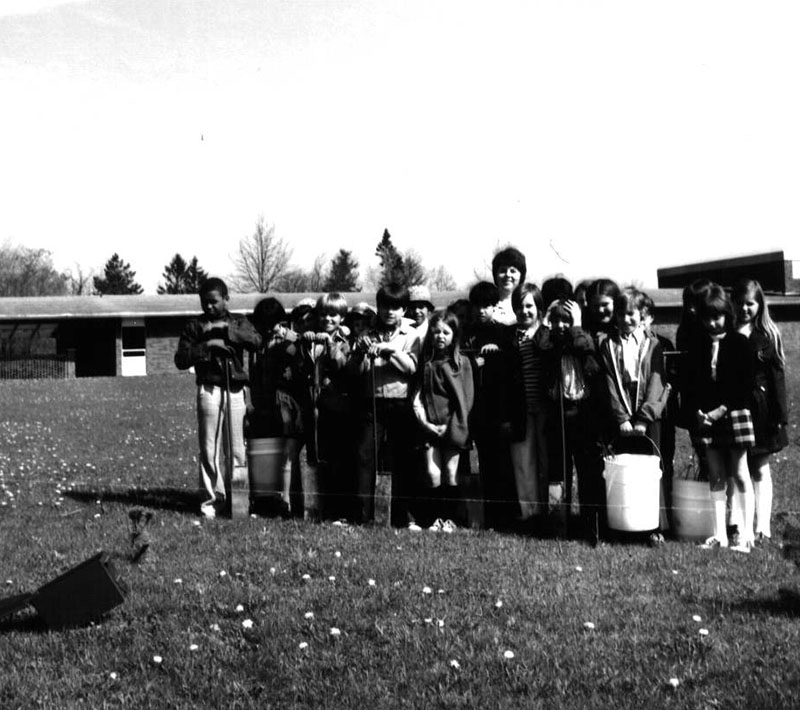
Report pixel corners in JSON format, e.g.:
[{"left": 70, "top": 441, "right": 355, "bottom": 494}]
[
  {"left": 684, "top": 284, "right": 756, "bottom": 552},
  {"left": 732, "top": 278, "right": 789, "bottom": 543}
]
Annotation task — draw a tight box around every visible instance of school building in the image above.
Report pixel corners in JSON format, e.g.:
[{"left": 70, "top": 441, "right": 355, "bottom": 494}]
[{"left": 1, "top": 287, "right": 798, "bottom": 379}]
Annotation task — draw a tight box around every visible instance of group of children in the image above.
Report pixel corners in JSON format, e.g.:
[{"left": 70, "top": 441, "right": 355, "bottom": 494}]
[{"left": 175, "top": 249, "right": 788, "bottom": 551}]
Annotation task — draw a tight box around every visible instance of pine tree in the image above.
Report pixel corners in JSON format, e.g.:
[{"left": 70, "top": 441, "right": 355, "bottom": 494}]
[
  {"left": 375, "top": 229, "right": 404, "bottom": 287},
  {"left": 323, "top": 249, "right": 360, "bottom": 292},
  {"left": 157, "top": 254, "right": 208, "bottom": 294},
  {"left": 93, "top": 253, "right": 143, "bottom": 295}
]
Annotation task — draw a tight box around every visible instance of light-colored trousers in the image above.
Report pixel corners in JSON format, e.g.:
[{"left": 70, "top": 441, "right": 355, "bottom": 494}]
[{"left": 197, "top": 384, "right": 247, "bottom": 507}]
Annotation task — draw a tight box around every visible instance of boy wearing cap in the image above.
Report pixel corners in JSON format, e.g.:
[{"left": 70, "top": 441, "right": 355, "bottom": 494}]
[{"left": 407, "top": 285, "right": 435, "bottom": 343}]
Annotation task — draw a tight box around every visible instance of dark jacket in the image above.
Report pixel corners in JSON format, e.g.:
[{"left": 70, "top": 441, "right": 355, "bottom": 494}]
[
  {"left": 174, "top": 312, "right": 261, "bottom": 389},
  {"left": 413, "top": 354, "right": 475, "bottom": 449}
]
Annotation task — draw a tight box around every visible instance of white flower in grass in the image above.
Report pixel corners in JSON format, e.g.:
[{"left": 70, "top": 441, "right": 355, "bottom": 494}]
[
  {"left": 304, "top": 612, "right": 314, "bottom": 620},
  {"left": 93, "top": 513, "right": 101, "bottom": 519},
  {"left": 692, "top": 615, "right": 702, "bottom": 623},
  {"left": 209, "top": 624, "right": 221, "bottom": 632},
  {"left": 152, "top": 655, "right": 163, "bottom": 665},
  {"left": 270, "top": 567, "right": 276, "bottom": 575},
  {"left": 668, "top": 678, "right": 680, "bottom": 689},
  {"left": 368, "top": 579, "right": 376, "bottom": 587},
  {"left": 329, "top": 627, "right": 341, "bottom": 637},
  {"left": 299, "top": 641, "right": 309, "bottom": 650},
  {"left": 424, "top": 618, "right": 433, "bottom": 624},
  {"left": 672, "top": 570, "right": 678, "bottom": 575},
  {"left": 699, "top": 628, "right": 709, "bottom": 636},
  {"left": 494, "top": 600, "right": 503, "bottom": 609},
  {"left": 235, "top": 604, "right": 244, "bottom": 613},
  {"left": 334, "top": 551, "right": 342, "bottom": 558},
  {"left": 189, "top": 644, "right": 199, "bottom": 652},
  {"left": 5, "top": 580, "right": 12, "bottom": 586},
  {"left": 437, "top": 589, "right": 445, "bottom": 595},
  {"left": 575, "top": 566, "right": 583, "bottom": 572},
  {"left": 173, "top": 578, "right": 183, "bottom": 585},
  {"left": 242, "top": 619, "right": 254, "bottom": 629},
  {"left": 583, "top": 622, "right": 595, "bottom": 630},
  {"left": 449, "top": 659, "right": 461, "bottom": 670},
  {"left": 219, "top": 570, "right": 227, "bottom": 578},
  {"left": 302, "top": 574, "right": 311, "bottom": 581},
  {"left": 328, "top": 576, "right": 336, "bottom": 582},
  {"left": 503, "top": 650, "right": 515, "bottom": 660},
  {"left": 436, "top": 619, "right": 445, "bottom": 628},
  {"left": 109, "top": 672, "right": 118, "bottom": 681},
  {"left": 422, "top": 586, "right": 432, "bottom": 595},
  {"left": 192, "top": 520, "right": 201, "bottom": 527}
]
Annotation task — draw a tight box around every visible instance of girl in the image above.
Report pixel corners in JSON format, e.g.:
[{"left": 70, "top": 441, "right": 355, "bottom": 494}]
[
  {"left": 249, "top": 296, "right": 304, "bottom": 517},
  {"left": 412, "top": 310, "right": 475, "bottom": 532},
  {"left": 175, "top": 278, "right": 262, "bottom": 519},
  {"left": 510, "top": 283, "right": 548, "bottom": 529},
  {"left": 732, "top": 278, "right": 788, "bottom": 543},
  {"left": 584, "top": 278, "right": 620, "bottom": 348},
  {"left": 684, "top": 284, "right": 756, "bottom": 552},
  {"left": 490, "top": 246, "right": 527, "bottom": 325}
]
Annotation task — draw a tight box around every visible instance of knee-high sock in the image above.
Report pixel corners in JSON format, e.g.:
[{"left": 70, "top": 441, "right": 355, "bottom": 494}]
[
  {"left": 711, "top": 490, "right": 728, "bottom": 543},
  {"left": 754, "top": 473, "right": 773, "bottom": 537}
]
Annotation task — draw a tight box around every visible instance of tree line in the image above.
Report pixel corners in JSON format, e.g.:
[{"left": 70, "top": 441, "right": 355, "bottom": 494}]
[{"left": 0, "top": 220, "right": 457, "bottom": 297}]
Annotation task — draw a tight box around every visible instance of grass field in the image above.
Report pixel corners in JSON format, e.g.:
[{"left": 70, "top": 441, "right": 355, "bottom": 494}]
[{"left": 1, "top": 372, "right": 800, "bottom": 709}]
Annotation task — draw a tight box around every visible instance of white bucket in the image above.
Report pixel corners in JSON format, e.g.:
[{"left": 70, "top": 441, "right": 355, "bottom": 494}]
[
  {"left": 247, "top": 438, "right": 285, "bottom": 497},
  {"left": 603, "top": 453, "right": 662, "bottom": 531},
  {"left": 671, "top": 478, "right": 714, "bottom": 541}
]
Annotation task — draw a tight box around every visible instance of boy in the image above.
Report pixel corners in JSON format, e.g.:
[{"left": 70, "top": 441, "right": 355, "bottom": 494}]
[
  {"left": 598, "top": 287, "right": 668, "bottom": 545},
  {"left": 465, "top": 281, "right": 525, "bottom": 531},
  {"left": 175, "top": 277, "right": 262, "bottom": 519},
  {"left": 407, "top": 285, "right": 435, "bottom": 342},
  {"left": 351, "top": 283, "right": 421, "bottom": 527}
]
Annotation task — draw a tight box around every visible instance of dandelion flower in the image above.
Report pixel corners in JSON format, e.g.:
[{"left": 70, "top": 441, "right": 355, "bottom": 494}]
[
  {"left": 424, "top": 618, "right": 433, "bottom": 624},
  {"left": 494, "top": 600, "right": 503, "bottom": 609},
  {"left": 235, "top": 604, "right": 244, "bottom": 613},
  {"left": 5, "top": 580, "right": 12, "bottom": 586},
  {"left": 242, "top": 619, "right": 254, "bottom": 629},
  {"left": 302, "top": 574, "right": 311, "bottom": 581},
  {"left": 334, "top": 551, "right": 342, "bottom": 558},
  {"left": 692, "top": 615, "right": 702, "bottom": 622},
  {"left": 368, "top": 579, "right": 376, "bottom": 587},
  {"left": 437, "top": 589, "right": 445, "bottom": 595},
  {"left": 209, "top": 624, "right": 221, "bottom": 632},
  {"left": 328, "top": 576, "right": 336, "bottom": 582},
  {"left": 422, "top": 586, "right": 432, "bottom": 595},
  {"left": 304, "top": 611, "right": 314, "bottom": 619},
  {"left": 93, "top": 513, "right": 101, "bottom": 519},
  {"left": 503, "top": 650, "right": 515, "bottom": 660},
  {"left": 270, "top": 567, "right": 276, "bottom": 575},
  {"left": 173, "top": 578, "right": 183, "bottom": 585},
  {"left": 583, "top": 621, "right": 596, "bottom": 630},
  {"left": 672, "top": 570, "right": 678, "bottom": 575},
  {"left": 436, "top": 619, "right": 445, "bottom": 628},
  {"left": 219, "top": 570, "right": 227, "bottom": 578},
  {"left": 449, "top": 659, "right": 461, "bottom": 670},
  {"left": 329, "top": 627, "right": 341, "bottom": 636},
  {"left": 152, "top": 655, "right": 163, "bottom": 664},
  {"left": 575, "top": 566, "right": 583, "bottom": 572},
  {"left": 189, "top": 644, "right": 199, "bottom": 652},
  {"left": 668, "top": 678, "right": 680, "bottom": 689},
  {"left": 192, "top": 520, "right": 201, "bottom": 527},
  {"left": 109, "top": 672, "right": 118, "bottom": 681},
  {"left": 699, "top": 628, "right": 709, "bottom": 636},
  {"left": 299, "top": 642, "right": 309, "bottom": 650}
]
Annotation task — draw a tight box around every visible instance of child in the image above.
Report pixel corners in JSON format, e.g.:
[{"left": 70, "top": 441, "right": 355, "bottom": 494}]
[
  {"left": 584, "top": 278, "right": 620, "bottom": 348},
  {"left": 412, "top": 310, "right": 474, "bottom": 532},
  {"left": 299, "top": 293, "right": 354, "bottom": 521},
  {"left": 599, "top": 288, "right": 668, "bottom": 545},
  {"left": 539, "top": 298, "right": 603, "bottom": 540},
  {"left": 490, "top": 247, "right": 527, "bottom": 325},
  {"left": 248, "top": 296, "right": 301, "bottom": 516},
  {"left": 351, "top": 282, "right": 421, "bottom": 527},
  {"left": 346, "top": 302, "right": 376, "bottom": 342},
  {"left": 464, "top": 281, "right": 524, "bottom": 530},
  {"left": 407, "top": 285, "right": 435, "bottom": 342},
  {"left": 684, "top": 284, "right": 756, "bottom": 552},
  {"left": 175, "top": 277, "right": 262, "bottom": 519},
  {"left": 510, "top": 283, "right": 549, "bottom": 529},
  {"left": 732, "top": 277, "right": 788, "bottom": 543},
  {"left": 541, "top": 276, "right": 574, "bottom": 310}
]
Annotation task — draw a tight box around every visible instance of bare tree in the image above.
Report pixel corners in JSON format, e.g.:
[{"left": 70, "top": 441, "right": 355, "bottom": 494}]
[
  {"left": 308, "top": 253, "right": 328, "bottom": 292},
  {"left": 0, "top": 242, "right": 68, "bottom": 296},
  {"left": 231, "top": 216, "right": 292, "bottom": 292},
  {"left": 65, "top": 263, "right": 95, "bottom": 295},
  {"left": 426, "top": 265, "right": 458, "bottom": 292}
]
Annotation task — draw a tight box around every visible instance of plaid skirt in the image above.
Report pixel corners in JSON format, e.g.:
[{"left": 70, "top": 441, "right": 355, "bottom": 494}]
[{"left": 696, "top": 408, "right": 755, "bottom": 450}]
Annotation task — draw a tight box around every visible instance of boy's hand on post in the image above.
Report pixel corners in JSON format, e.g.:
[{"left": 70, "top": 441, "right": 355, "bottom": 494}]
[
  {"left": 480, "top": 343, "right": 500, "bottom": 356},
  {"left": 633, "top": 422, "right": 647, "bottom": 435}
]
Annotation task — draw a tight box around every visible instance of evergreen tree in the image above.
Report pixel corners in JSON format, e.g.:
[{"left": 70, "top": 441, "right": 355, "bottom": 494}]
[
  {"left": 157, "top": 254, "right": 208, "bottom": 294},
  {"left": 93, "top": 253, "right": 143, "bottom": 295},
  {"left": 375, "top": 229, "right": 404, "bottom": 287},
  {"left": 323, "top": 249, "right": 360, "bottom": 292}
]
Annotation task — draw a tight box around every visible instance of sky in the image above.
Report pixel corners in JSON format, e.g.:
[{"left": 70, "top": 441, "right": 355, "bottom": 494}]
[{"left": 1, "top": 0, "right": 799, "bottom": 294}]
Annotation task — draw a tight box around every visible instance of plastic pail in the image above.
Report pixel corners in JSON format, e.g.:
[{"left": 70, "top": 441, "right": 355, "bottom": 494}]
[
  {"left": 671, "top": 478, "right": 714, "bottom": 541},
  {"left": 247, "top": 438, "right": 284, "bottom": 497},
  {"left": 603, "top": 453, "right": 662, "bottom": 531}
]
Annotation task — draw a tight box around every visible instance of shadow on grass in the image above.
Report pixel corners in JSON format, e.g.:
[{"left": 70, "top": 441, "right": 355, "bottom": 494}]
[
  {"left": 65, "top": 487, "right": 198, "bottom": 514},
  {"left": 729, "top": 587, "right": 800, "bottom": 618}
]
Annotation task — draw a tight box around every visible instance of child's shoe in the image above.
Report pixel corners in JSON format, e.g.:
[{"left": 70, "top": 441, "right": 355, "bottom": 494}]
[
  {"left": 428, "top": 519, "right": 444, "bottom": 533},
  {"left": 648, "top": 532, "right": 665, "bottom": 548},
  {"left": 200, "top": 501, "right": 216, "bottom": 520},
  {"left": 442, "top": 520, "right": 458, "bottom": 534},
  {"left": 407, "top": 522, "right": 423, "bottom": 532},
  {"left": 698, "top": 536, "right": 728, "bottom": 549},
  {"left": 730, "top": 539, "right": 753, "bottom": 554}
]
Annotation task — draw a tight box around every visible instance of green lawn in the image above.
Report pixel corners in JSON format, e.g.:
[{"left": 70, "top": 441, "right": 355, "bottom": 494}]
[{"left": 1, "top": 373, "right": 799, "bottom": 709}]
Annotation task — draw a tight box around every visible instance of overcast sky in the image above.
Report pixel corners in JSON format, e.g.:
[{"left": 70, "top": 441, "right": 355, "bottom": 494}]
[{"left": 1, "top": 0, "right": 798, "bottom": 293}]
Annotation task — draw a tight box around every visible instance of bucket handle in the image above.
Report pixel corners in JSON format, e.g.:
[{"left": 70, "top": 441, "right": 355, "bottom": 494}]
[{"left": 605, "top": 433, "right": 662, "bottom": 465}]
